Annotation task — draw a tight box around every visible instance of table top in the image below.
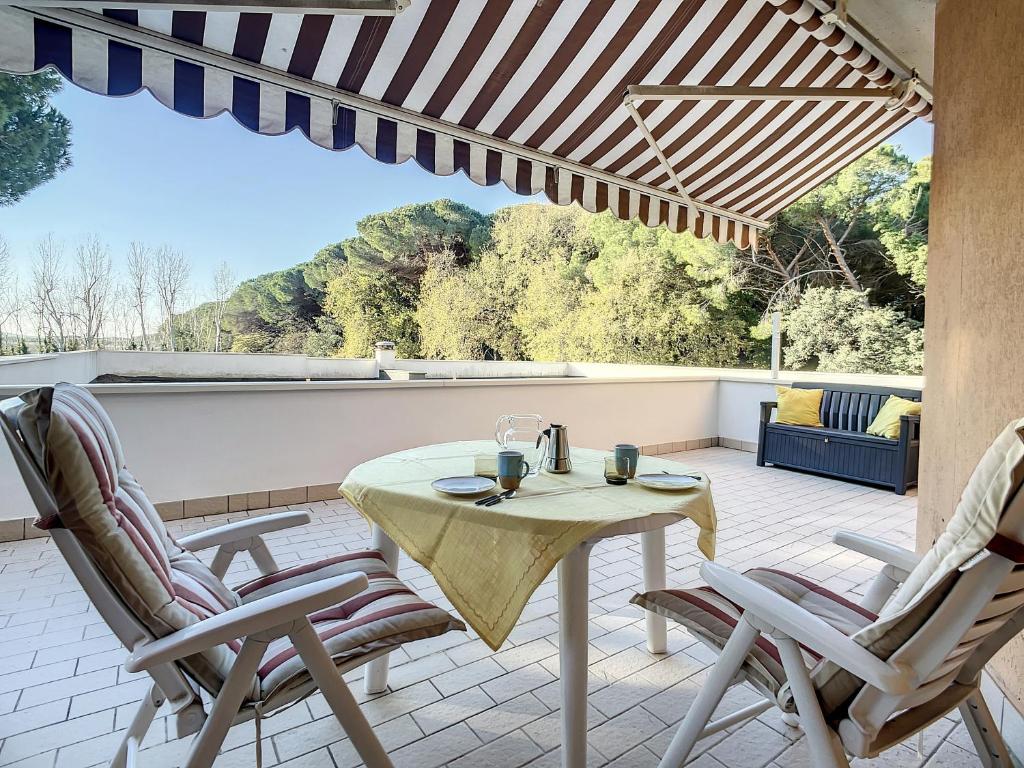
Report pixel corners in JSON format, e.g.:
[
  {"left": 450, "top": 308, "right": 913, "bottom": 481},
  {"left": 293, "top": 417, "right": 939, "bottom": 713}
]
[{"left": 340, "top": 441, "right": 716, "bottom": 649}]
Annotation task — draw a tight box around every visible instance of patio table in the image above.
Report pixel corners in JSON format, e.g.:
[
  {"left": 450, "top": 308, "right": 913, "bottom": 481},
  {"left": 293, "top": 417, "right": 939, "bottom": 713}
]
[{"left": 339, "top": 440, "right": 716, "bottom": 768}]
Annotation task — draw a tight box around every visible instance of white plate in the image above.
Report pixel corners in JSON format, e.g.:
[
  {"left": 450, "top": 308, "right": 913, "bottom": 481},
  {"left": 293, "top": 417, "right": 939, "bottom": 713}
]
[
  {"left": 431, "top": 476, "right": 495, "bottom": 496},
  {"left": 635, "top": 473, "right": 700, "bottom": 491}
]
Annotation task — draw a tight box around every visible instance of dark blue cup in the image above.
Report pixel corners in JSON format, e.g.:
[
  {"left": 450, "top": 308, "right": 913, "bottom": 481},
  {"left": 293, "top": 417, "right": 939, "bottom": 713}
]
[{"left": 614, "top": 444, "right": 639, "bottom": 479}]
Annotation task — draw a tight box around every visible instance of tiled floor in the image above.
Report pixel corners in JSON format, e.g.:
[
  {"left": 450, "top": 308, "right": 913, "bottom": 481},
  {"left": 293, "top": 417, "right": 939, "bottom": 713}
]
[{"left": 0, "top": 448, "right": 984, "bottom": 768}]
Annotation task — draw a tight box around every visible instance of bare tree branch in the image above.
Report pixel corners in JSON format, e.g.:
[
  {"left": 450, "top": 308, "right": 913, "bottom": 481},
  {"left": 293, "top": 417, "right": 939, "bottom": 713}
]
[
  {"left": 152, "top": 247, "right": 190, "bottom": 351},
  {"left": 126, "top": 242, "right": 153, "bottom": 351},
  {"left": 211, "top": 262, "right": 235, "bottom": 352},
  {"left": 71, "top": 235, "right": 113, "bottom": 349},
  {"left": 817, "top": 216, "right": 863, "bottom": 293},
  {"left": 30, "top": 235, "right": 73, "bottom": 352}
]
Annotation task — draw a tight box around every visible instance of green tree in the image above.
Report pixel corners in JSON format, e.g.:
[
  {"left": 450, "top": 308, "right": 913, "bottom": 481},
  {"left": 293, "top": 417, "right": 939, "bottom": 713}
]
[
  {"left": 475, "top": 204, "right": 598, "bottom": 360},
  {"left": 739, "top": 146, "right": 923, "bottom": 316},
  {"left": 324, "top": 266, "right": 419, "bottom": 357},
  {"left": 347, "top": 199, "right": 491, "bottom": 281},
  {"left": 230, "top": 331, "right": 278, "bottom": 353},
  {"left": 302, "top": 242, "right": 347, "bottom": 292},
  {"left": 416, "top": 251, "right": 494, "bottom": 360},
  {"left": 783, "top": 287, "right": 924, "bottom": 375},
  {"left": 564, "top": 213, "right": 758, "bottom": 366},
  {"left": 224, "top": 266, "right": 323, "bottom": 340},
  {"left": 1, "top": 73, "right": 72, "bottom": 206},
  {"left": 515, "top": 257, "right": 591, "bottom": 362},
  {"left": 573, "top": 246, "right": 753, "bottom": 366},
  {"left": 303, "top": 316, "right": 345, "bottom": 357},
  {"left": 878, "top": 157, "right": 930, "bottom": 290}
]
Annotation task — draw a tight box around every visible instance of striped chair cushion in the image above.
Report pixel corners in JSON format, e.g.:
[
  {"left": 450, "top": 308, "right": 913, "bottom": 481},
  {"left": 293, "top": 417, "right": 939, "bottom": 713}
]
[
  {"left": 236, "top": 551, "right": 466, "bottom": 705},
  {"left": 18, "top": 384, "right": 242, "bottom": 695},
  {"left": 632, "top": 568, "right": 877, "bottom": 705}
]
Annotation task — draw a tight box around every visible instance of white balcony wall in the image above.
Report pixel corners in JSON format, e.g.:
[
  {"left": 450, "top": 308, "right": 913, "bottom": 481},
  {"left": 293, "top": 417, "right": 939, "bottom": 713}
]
[
  {"left": 2, "top": 377, "right": 718, "bottom": 518},
  {"left": 388, "top": 358, "right": 570, "bottom": 378},
  {"left": 0, "top": 351, "right": 924, "bottom": 523},
  {"left": 0, "top": 351, "right": 100, "bottom": 385},
  {"left": 96, "top": 350, "right": 378, "bottom": 380},
  {"left": 717, "top": 379, "right": 779, "bottom": 446}
]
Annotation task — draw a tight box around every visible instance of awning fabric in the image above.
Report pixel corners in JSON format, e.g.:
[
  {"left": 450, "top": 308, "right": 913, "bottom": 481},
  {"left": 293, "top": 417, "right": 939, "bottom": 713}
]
[{"left": 0, "top": 1, "right": 931, "bottom": 249}]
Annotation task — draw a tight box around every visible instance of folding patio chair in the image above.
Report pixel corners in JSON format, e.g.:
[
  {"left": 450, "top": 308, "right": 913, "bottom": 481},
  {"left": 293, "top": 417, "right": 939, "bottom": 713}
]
[
  {"left": 0, "top": 383, "right": 465, "bottom": 768},
  {"left": 633, "top": 416, "right": 1024, "bottom": 768}
]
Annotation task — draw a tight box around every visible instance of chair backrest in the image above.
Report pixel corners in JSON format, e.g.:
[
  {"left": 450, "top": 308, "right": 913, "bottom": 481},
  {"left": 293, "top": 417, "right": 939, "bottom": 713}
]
[
  {"left": 0, "top": 384, "right": 246, "bottom": 703},
  {"left": 812, "top": 417, "right": 1024, "bottom": 751},
  {"left": 792, "top": 382, "right": 922, "bottom": 433}
]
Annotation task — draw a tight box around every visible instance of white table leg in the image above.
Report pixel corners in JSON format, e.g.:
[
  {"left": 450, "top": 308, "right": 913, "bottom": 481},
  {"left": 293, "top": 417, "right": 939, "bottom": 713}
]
[
  {"left": 642, "top": 528, "right": 668, "bottom": 654},
  {"left": 364, "top": 524, "right": 400, "bottom": 695},
  {"left": 558, "top": 542, "right": 591, "bottom": 768}
]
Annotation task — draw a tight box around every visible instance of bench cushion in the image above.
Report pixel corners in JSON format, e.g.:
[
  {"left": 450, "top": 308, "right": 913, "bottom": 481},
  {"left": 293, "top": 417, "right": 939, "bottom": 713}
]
[
  {"left": 866, "top": 396, "right": 922, "bottom": 439},
  {"left": 776, "top": 386, "right": 824, "bottom": 427}
]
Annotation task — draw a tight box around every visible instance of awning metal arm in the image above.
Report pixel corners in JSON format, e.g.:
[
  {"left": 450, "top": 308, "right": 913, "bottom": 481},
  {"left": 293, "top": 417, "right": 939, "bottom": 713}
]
[
  {"left": 623, "top": 81, "right": 914, "bottom": 208},
  {"left": 3, "top": 0, "right": 408, "bottom": 14},
  {"left": 623, "top": 98, "right": 693, "bottom": 207},
  {"left": 625, "top": 84, "right": 902, "bottom": 104}
]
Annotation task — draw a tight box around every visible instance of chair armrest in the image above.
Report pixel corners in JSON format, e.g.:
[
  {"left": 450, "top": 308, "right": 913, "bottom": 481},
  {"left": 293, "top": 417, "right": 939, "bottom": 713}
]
[
  {"left": 833, "top": 531, "right": 920, "bottom": 574},
  {"left": 125, "top": 571, "right": 368, "bottom": 673},
  {"left": 759, "top": 401, "right": 778, "bottom": 424},
  {"left": 177, "top": 511, "right": 311, "bottom": 553},
  {"left": 701, "top": 562, "right": 916, "bottom": 695}
]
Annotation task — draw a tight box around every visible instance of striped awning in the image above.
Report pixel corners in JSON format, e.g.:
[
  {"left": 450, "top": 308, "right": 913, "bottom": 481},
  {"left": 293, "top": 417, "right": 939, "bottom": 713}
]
[{"left": 0, "top": 0, "right": 931, "bottom": 249}]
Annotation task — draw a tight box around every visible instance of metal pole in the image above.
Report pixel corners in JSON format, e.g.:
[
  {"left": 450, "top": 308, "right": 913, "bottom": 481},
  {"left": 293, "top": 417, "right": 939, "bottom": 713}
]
[
  {"left": 625, "top": 84, "right": 898, "bottom": 103},
  {"left": 771, "top": 311, "right": 782, "bottom": 380},
  {"left": 623, "top": 96, "right": 694, "bottom": 205}
]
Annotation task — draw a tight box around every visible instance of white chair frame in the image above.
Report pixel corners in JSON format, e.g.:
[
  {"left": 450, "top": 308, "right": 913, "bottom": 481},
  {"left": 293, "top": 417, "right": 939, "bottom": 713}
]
[
  {"left": 1, "top": 396, "right": 395, "bottom": 768},
  {"left": 655, "top": 523, "right": 1024, "bottom": 768}
]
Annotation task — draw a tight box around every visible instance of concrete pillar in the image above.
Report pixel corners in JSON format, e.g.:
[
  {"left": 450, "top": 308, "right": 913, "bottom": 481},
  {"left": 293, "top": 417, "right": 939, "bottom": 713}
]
[{"left": 920, "top": 0, "right": 1024, "bottom": 722}]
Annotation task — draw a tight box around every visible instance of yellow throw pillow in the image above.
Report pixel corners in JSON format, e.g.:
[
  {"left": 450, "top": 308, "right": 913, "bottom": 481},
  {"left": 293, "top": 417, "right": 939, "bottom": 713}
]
[
  {"left": 775, "top": 386, "right": 824, "bottom": 427},
  {"left": 866, "top": 395, "right": 922, "bottom": 439}
]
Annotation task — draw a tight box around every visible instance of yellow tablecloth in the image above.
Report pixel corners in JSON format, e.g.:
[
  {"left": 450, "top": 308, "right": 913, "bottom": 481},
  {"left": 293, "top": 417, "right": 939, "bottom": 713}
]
[{"left": 340, "top": 441, "right": 716, "bottom": 649}]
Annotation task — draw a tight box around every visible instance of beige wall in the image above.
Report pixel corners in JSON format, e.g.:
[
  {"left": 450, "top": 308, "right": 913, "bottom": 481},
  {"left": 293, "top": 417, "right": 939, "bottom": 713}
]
[{"left": 920, "top": 0, "right": 1024, "bottom": 711}]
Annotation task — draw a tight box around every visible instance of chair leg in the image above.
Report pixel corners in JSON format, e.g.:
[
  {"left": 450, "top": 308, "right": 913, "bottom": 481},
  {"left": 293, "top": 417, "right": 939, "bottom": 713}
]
[
  {"left": 184, "top": 637, "right": 268, "bottom": 768},
  {"left": 774, "top": 636, "right": 850, "bottom": 768},
  {"left": 960, "top": 692, "right": 1011, "bottom": 768},
  {"left": 290, "top": 619, "right": 394, "bottom": 768},
  {"left": 658, "top": 617, "right": 759, "bottom": 768},
  {"left": 364, "top": 525, "right": 399, "bottom": 695},
  {"left": 780, "top": 711, "right": 800, "bottom": 729},
  {"left": 110, "top": 683, "right": 164, "bottom": 768},
  {"left": 248, "top": 538, "right": 280, "bottom": 576}
]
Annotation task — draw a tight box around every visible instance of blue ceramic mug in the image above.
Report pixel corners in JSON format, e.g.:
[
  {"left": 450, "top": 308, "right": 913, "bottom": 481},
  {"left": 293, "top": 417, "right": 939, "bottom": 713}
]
[
  {"left": 497, "top": 450, "right": 530, "bottom": 490},
  {"left": 614, "top": 444, "right": 639, "bottom": 479}
]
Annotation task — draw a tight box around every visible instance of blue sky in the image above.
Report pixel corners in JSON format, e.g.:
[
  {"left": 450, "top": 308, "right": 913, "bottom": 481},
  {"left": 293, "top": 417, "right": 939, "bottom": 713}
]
[{"left": 0, "top": 82, "right": 934, "bottom": 288}]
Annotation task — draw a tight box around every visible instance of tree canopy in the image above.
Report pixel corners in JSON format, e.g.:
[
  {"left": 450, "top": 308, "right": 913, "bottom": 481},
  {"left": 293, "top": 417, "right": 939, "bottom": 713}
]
[
  {"left": 213, "top": 145, "right": 928, "bottom": 376},
  {"left": 0, "top": 72, "right": 72, "bottom": 206}
]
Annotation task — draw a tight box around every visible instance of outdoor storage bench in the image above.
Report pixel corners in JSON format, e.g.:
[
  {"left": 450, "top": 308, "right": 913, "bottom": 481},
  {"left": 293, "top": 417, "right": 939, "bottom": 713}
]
[{"left": 756, "top": 382, "right": 921, "bottom": 494}]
